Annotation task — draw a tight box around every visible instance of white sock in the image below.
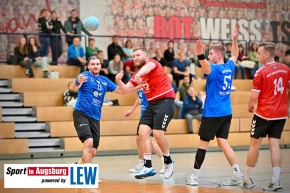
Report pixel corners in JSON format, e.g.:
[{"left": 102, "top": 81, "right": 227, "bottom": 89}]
[
  {"left": 272, "top": 167, "right": 281, "bottom": 183},
  {"left": 232, "top": 164, "right": 242, "bottom": 176},
  {"left": 139, "top": 159, "right": 144, "bottom": 166},
  {"left": 192, "top": 168, "right": 200, "bottom": 178},
  {"left": 244, "top": 166, "right": 254, "bottom": 182},
  {"left": 160, "top": 156, "right": 164, "bottom": 165},
  {"left": 163, "top": 150, "right": 170, "bottom": 157}
]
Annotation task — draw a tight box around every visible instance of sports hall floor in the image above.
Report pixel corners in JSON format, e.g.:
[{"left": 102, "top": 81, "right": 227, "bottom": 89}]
[{"left": 0, "top": 149, "right": 289, "bottom": 193}]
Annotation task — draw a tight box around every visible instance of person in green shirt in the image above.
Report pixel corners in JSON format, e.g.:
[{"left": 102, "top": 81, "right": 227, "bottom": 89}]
[
  {"left": 176, "top": 75, "right": 191, "bottom": 119},
  {"left": 249, "top": 42, "right": 259, "bottom": 78},
  {"left": 86, "top": 38, "right": 99, "bottom": 60}
]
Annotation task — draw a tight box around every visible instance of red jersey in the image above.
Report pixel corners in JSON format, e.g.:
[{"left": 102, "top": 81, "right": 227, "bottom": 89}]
[
  {"left": 129, "top": 59, "right": 175, "bottom": 102},
  {"left": 252, "top": 62, "right": 290, "bottom": 120}
]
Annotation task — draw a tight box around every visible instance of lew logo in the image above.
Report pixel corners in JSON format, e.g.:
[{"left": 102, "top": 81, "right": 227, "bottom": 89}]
[
  {"left": 251, "top": 120, "right": 256, "bottom": 136},
  {"left": 162, "top": 114, "right": 169, "bottom": 129}
]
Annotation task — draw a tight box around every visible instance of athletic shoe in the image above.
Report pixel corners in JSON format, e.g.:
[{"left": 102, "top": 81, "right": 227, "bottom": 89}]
[
  {"left": 263, "top": 180, "right": 282, "bottom": 191},
  {"left": 135, "top": 167, "right": 156, "bottom": 179},
  {"left": 163, "top": 161, "right": 174, "bottom": 179},
  {"left": 186, "top": 174, "right": 198, "bottom": 186},
  {"left": 223, "top": 174, "right": 243, "bottom": 186},
  {"left": 72, "top": 162, "right": 78, "bottom": 164},
  {"left": 240, "top": 178, "right": 256, "bottom": 189},
  {"left": 129, "top": 164, "right": 143, "bottom": 173},
  {"left": 159, "top": 165, "right": 165, "bottom": 174}
]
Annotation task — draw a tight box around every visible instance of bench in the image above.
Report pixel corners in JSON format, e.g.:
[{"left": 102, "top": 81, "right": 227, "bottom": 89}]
[
  {"left": 0, "top": 65, "right": 27, "bottom": 79},
  {"left": 32, "top": 65, "right": 80, "bottom": 78},
  {"left": 0, "top": 139, "right": 28, "bottom": 154},
  {"left": 61, "top": 130, "right": 290, "bottom": 152},
  {"left": 0, "top": 123, "right": 15, "bottom": 138},
  {"left": 12, "top": 78, "right": 75, "bottom": 92}
]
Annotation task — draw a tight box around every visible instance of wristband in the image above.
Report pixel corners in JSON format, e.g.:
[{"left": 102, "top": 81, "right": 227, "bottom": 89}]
[
  {"left": 75, "top": 79, "right": 80, "bottom": 86},
  {"left": 197, "top": 54, "right": 206, "bottom": 60}
]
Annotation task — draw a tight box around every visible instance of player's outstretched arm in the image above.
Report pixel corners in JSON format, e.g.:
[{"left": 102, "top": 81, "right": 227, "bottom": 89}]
[
  {"left": 115, "top": 72, "right": 135, "bottom": 94},
  {"left": 125, "top": 99, "right": 139, "bottom": 117},
  {"left": 196, "top": 39, "right": 211, "bottom": 74},
  {"left": 135, "top": 62, "right": 156, "bottom": 77},
  {"left": 229, "top": 22, "right": 240, "bottom": 62}
]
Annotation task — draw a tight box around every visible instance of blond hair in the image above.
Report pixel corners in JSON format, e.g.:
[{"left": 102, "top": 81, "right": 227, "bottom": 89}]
[{"left": 210, "top": 44, "right": 225, "bottom": 56}]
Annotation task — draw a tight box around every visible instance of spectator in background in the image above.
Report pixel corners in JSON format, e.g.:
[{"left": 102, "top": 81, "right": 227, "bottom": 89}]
[
  {"left": 14, "top": 37, "right": 33, "bottom": 77},
  {"left": 249, "top": 42, "right": 259, "bottom": 78},
  {"left": 224, "top": 43, "right": 232, "bottom": 62},
  {"left": 49, "top": 11, "right": 67, "bottom": 65},
  {"left": 283, "top": 49, "right": 290, "bottom": 68},
  {"left": 108, "top": 53, "right": 123, "bottom": 82},
  {"left": 107, "top": 35, "right": 126, "bottom": 61},
  {"left": 64, "top": 81, "right": 78, "bottom": 107},
  {"left": 86, "top": 38, "right": 99, "bottom": 60},
  {"left": 176, "top": 75, "right": 191, "bottom": 119},
  {"left": 28, "top": 37, "right": 48, "bottom": 74},
  {"left": 172, "top": 52, "right": 190, "bottom": 87},
  {"left": 64, "top": 9, "right": 92, "bottom": 46},
  {"left": 123, "top": 59, "right": 136, "bottom": 83},
  {"left": 236, "top": 44, "right": 250, "bottom": 79},
  {"left": 67, "top": 37, "right": 86, "bottom": 73},
  {"left": 182, "top": 86, "right": 203, "bottom": 133},
  {"left": 97, "top": 50, "right": 109, "bottom": 77},
  {"left": 38, "top": 9, "right": 52, "bottom": 57},
  {"left": 167, "top": 74, "right": 178, "bottom": 93},
  {"left": 204, "top": 42, "right": 214, "bottom": 61},
  {"left": 164, "top": 40, "right": 175, "bottom": 68},
  {"left": 153, "top": 48, "right": 166, "bottom": 68},
  {"left": 123, "top": 39, "right": 134, "bottom": 62}
]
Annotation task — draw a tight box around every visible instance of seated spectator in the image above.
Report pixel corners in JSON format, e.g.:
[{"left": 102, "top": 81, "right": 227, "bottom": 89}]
[
  {"left": 224, "top": 43, "right": 232, "bottom": 63},
  {"left": 86, "top": 38, "right": 99, "bottom": 60},
  {"left": 123, "top": 59, "right": 136, "bottom": 83},
  {"left": 249, "top": 42, "right": 260, "bottom": 78},
  {"left": 14, "top": 36, "right": 33, "bottom": 77},
  {"left": 237, "top": 44, "right": 255, "bottom": 70},
  {"left": 97, "top": 50, "right": 109, "bottom": 77},
  {"left": 167, "top": 74, "right": 178, "bottom": 93},
  {"left": 153, "top": 48, "right": 166, "bottom": 68},
  {"left": 188, "top": 58, "right": 197, "bottom": 79},
  {"left": 182, "top": 86, "right": 203, "bottom": 133},
  {"left": 176, "top": 75, "right": 191, "bottom": 119},
  {"left": 198, "top": 90, "right": 206, "bottom": 109},
  {"left": 172, "top": 52, "right": 190, "bottom": 87},
  {"left": 234, "top": 44, "right": 246, "bottom": 79},
  {"left": 64, "top": 82, "right": 78, "bottom": 107},
  {"left": 123, "top": 39, "right": 134, "bottom": 62},
  {"left": 108, "top": 53, "right": 123, "bottom": 82},
  {"left": 67, "top": 37, "right": 86, "bottom": 73},
  {"left": 164, "top": 40, "right": 176, "bottom": 68},
  {"left": 28, "top": 37, "right": 48, "bottom": 75}
]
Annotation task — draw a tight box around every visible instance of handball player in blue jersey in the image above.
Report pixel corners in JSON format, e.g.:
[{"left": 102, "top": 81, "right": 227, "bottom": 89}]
[
  {"left": 73, "top": 56, "right": 123, "bottom": 164},
  {"left": 186, "top": 23, "right": 244, "bottom": 186},
  {"left": 124, "top": 89, "right": 165, "bottom": 174}
]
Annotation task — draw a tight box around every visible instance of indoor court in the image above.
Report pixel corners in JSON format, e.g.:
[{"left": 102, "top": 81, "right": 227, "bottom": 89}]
[{"left": 1, "top": 150, "right": 289, "bottom": 193}]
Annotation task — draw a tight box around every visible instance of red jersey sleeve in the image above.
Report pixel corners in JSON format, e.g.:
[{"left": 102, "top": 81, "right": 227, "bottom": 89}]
[
  {"left": 129, "top": 73, "right": 138, "bottom": 87},
  {"left": 252, "top": 70, "right": 263, "bottom": 92}
]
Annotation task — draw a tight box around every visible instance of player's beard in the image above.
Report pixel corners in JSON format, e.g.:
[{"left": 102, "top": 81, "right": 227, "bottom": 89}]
[
  {"left": 135, "top": 58, "right": 146, "bottom": 70},
  {"left": 89, "top": 68, "right": 100, "bottom": 76}
]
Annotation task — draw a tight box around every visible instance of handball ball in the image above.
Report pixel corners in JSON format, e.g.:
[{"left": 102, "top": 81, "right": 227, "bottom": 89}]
[{"left": 84, "top": 16, "right": 100, "bottom": 31}]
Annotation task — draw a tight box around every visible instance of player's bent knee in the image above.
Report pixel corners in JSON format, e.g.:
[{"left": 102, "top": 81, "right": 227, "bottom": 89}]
[
  {"left": 83, "top": 138, "right": 94, "bottom": 148},
  {"left": 152, "top": 130, "right": 164, "bottom": 140}
]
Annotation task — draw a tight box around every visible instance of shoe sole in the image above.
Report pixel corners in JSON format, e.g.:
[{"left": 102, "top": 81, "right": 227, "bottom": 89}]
[
  {"left": 263, "top": 187, "right": 282, "bottom": 191},
  {"left": 135, "top": 172, "right": 156, "bottom": 179},
  {"left": 129, "top": 170, "right": 140, "bottom": 173}
]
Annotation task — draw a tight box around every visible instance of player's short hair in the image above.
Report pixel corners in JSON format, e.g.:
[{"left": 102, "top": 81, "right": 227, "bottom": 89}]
[
  {"left": 210, "top": 44, "right": 225, "bottom": 56},
  {"left": 88, "top": 56, "right": 101, "bottom": 63},
  {"left": 259, "top": 42, "right": 275, "bottom": 57},
  {"left": 133, "top": 47, "right": 149, "bottom": 56}
]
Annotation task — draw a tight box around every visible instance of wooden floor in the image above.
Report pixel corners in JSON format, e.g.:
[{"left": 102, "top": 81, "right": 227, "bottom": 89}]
[{"left": 0, "top": 150, "right": 289, "bottom": 193}]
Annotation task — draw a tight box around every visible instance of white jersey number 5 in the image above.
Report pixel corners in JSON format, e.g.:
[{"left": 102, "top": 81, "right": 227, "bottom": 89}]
[
  {"left": 223, "top": 75, "right": 231, "bottom": 90},
  {"left": 273, "top": 77, "right": 284, "bottom": 95}
]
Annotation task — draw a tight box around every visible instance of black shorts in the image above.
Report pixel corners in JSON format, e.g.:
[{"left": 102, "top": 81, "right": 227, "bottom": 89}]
[
  {"left": 136, "top": 120, "right": 153, "bottom": 137},
  {"left": 139, "top": 98, "right": 175, "bottom": 131},
  {"left": 250, "top": 114, "right": 286, "bottom": 139},
  {"left": 198, "top": 115, "right": 232, "bottom": 141},
  {"left": 73, "top": 110, "right": 100, "bottom": 148}
]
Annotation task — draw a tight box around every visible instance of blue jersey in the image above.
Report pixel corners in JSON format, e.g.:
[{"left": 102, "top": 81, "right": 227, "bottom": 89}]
[
  {"left": 202, "top": 60, "right": 235, "bottom": 117},
  {"left": 137, "top": 90, "right": 148, "bottom": 117},
  {"left": 74, "top": 71, "right": 117, "bottom": 121}
]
